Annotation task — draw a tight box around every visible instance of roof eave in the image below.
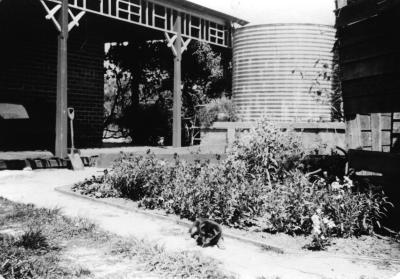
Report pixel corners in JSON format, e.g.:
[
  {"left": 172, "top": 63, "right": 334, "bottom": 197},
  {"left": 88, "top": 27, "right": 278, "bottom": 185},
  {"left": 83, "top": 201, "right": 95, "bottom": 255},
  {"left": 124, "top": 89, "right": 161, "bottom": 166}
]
[{"left": 157, "top": 0, "right": 249, "bottom": 26}]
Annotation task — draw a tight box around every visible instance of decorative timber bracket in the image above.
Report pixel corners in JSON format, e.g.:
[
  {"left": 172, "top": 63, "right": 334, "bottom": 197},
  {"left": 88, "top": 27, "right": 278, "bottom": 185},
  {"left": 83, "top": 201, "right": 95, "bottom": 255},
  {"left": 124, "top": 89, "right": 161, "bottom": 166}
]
[
  {"left": 164, "top": 32, "right": 192, "bottom": 56},
  {"left": 40, "top": 0, "right": 85, "bottom": 32}
]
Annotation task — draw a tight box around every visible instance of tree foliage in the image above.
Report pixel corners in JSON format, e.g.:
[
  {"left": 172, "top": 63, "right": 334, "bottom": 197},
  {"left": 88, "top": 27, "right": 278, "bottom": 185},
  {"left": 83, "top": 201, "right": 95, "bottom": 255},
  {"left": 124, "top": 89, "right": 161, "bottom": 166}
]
[{"left": 104, "top": 40, "right": 231, "bottom": 144}]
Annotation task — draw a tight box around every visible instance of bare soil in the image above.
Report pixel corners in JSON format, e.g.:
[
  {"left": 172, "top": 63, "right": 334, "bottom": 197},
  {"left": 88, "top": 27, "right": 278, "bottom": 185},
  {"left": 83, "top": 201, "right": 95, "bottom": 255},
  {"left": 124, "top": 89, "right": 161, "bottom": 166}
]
[{"left": 227, "top": 226, "right": 400, "bottom": 261}]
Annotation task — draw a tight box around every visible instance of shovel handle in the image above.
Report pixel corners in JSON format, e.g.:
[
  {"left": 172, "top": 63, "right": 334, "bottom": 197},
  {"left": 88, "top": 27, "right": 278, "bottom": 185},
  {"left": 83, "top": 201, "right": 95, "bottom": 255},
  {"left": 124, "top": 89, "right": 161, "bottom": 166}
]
[
  {"left": 68, "top": 107, "right": 75, "bottom": 152},
  {"left": 68, "top": 107, "right": 75, "bottom": 120}
]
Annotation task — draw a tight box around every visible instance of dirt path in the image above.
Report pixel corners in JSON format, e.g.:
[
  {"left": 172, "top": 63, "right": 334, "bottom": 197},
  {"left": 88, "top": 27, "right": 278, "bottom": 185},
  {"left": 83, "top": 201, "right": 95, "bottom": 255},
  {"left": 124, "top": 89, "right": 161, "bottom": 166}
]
[{"left": 0, "top": 169, "right": 398, "bottom": 279}]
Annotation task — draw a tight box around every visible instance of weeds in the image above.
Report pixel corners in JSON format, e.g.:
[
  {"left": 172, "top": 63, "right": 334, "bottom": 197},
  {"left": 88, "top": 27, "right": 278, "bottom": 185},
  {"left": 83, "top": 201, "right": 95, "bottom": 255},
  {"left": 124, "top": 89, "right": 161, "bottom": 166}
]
[
  {"left": 0, "top": 234, "right": 66, "bottom": 279},
  {"left": 17, "top": 228, "right": 48, "bottom": 250},
  {"left": 0, "top": 198, "right": 97, "bottom": 279}
]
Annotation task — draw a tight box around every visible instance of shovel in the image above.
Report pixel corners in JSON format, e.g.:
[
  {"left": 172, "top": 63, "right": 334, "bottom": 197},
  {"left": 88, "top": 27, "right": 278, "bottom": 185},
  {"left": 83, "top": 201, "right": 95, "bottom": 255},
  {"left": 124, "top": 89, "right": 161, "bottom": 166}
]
[{"left": 67, "top": 107, "right": 84, "bottom": 170}]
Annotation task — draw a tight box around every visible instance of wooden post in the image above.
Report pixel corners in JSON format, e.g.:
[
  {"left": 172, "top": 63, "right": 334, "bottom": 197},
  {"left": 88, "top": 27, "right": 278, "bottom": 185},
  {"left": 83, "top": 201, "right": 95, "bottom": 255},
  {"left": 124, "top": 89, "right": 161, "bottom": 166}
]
[
  {"left": 172, "top": 13, "right": 182, "bottom": 147},
  {"left": 55, "top": 0, "right": 69, "bottom": 158}
]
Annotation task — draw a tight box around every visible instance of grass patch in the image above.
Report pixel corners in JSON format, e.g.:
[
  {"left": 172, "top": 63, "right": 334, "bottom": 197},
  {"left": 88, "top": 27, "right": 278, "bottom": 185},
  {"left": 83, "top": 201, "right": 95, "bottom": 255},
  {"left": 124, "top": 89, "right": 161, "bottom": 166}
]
[
  {"left": 111, "top": 238, "right": 236, "bottom": 278},
  {"left": 16, "top": 228, "right": 49, "bottom": 250},
  {"left": 0, "top": 197, "right": 235, "bottom": 279},
  {"left": 0, "top": 197, "right": 98, "bottom": 279}
]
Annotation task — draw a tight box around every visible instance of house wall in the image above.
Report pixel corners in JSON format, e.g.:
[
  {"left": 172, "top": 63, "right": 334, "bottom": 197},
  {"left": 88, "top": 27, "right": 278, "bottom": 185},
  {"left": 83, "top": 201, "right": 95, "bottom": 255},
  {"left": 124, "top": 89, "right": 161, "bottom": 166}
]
[
  {"left": 337, "top": 1, "right": 400, "bottom": 154},
  {"left": 338, "top": 9, "right": 400, "bottom": 115},
  {"left": 0, "top": 1, "right": 104, "bottom": 151},
  {"left": 336, "top": 0, "right": 400, "bottom": 229}
]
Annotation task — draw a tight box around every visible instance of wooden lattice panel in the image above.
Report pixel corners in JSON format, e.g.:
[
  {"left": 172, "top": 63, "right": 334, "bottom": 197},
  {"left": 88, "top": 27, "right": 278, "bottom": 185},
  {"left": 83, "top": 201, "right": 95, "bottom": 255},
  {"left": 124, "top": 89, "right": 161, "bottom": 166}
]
[{"left": 46, "top": 0, "right": 229, "bottom": 47}]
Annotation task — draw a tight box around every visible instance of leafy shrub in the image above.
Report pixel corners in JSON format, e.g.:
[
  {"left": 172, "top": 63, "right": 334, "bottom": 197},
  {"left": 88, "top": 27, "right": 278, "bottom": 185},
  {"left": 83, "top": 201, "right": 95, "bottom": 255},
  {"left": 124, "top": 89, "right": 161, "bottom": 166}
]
[
  {"left": 197, "top": 97, "right": 238, "bottom": 128},
  {"left": 321, "top": 177, "right": 392, "bottom": 237},
  {"left": 72, "top": 174, "right": 118, "bottom": 198},
  {"left": 229, "top": 120, "right": 305, "bottom": 184},
  {"left": 158, "top": 159, "right": 264, "bottom": 226},
  {"left": 260, "top": 170, "right": 318, "bottom": 234},
  {"left": 261, "top": 171, "right": 392, "bottom": 238},
  {"left": 103, "top": 153, "right": 172, "bottom": 202}
]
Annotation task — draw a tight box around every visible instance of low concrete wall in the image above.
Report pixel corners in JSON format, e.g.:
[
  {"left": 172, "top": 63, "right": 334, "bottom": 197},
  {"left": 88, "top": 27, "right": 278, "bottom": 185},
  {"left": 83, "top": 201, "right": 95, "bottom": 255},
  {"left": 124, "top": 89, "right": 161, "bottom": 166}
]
[
  {"left": 200, "top": 122, "right": 346, "bottom": 155},
  {"left": 80, "top": 146, "right": 227, "bottom": 168}
]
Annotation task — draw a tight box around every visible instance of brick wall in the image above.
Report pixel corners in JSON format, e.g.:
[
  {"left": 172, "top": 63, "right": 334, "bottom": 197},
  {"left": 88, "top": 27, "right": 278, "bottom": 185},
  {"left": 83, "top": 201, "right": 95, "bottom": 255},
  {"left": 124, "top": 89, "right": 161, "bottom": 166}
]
[{"left": 0, "top": 0, "right": 104, "bottom": 151}]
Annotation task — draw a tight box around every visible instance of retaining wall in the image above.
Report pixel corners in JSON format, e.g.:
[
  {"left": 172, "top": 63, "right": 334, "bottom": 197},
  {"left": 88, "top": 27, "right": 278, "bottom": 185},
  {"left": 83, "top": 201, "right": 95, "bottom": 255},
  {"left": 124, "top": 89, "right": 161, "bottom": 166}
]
[{"left": 201, "top": 122, "right": 346, "bottom": 155}]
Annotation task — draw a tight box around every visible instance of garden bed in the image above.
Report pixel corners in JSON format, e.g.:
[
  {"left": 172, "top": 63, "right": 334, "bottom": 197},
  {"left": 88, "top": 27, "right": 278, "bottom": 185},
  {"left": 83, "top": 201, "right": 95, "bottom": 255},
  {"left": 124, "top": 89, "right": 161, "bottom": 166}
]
[{"left": 71, "top": 119, "right": 400, "bottom": 272}]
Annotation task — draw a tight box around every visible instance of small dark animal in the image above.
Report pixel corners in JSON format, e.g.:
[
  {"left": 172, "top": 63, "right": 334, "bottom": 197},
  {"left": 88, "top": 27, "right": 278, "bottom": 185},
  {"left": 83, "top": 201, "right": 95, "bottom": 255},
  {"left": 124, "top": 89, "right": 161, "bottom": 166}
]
[{"left": 189, "top": 218, "right": 223, "bottom": 248}]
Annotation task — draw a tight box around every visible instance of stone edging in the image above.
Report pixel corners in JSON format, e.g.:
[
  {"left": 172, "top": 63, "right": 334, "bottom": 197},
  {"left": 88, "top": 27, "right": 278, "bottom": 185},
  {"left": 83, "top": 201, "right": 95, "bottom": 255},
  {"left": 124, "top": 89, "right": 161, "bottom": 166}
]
[{"left": 55, "top": 184, "right": 286, "bottom": 254}]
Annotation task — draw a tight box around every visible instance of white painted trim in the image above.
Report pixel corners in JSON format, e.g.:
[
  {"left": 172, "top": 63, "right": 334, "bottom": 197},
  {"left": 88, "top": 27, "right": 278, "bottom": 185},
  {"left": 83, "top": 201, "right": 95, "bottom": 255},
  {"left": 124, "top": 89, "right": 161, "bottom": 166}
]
[{"left": 44, "top": 0, "right": 230, "bottom": 47}]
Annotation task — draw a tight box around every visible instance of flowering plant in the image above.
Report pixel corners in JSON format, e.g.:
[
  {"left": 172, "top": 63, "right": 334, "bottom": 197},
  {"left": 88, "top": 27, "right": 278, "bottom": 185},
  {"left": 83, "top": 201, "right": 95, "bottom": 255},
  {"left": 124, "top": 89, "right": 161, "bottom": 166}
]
[{"left": 308, "top": 208, "right": 336, "bottom": 250}]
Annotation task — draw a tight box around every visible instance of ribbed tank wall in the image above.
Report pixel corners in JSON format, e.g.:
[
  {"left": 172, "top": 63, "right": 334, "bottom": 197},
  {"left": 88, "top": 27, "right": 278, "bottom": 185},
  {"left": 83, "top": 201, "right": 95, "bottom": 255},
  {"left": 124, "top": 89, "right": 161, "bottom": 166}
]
[{"left": 233, "top": 24, "right": 335, "bottom": 122}]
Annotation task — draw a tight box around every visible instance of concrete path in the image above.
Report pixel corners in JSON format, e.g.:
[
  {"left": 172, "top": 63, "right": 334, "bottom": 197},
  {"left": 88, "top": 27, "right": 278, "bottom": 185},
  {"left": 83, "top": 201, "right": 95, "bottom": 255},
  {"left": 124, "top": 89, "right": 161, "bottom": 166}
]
[{"left": 0, "top": 169, "right": 398, "bottom": 279}]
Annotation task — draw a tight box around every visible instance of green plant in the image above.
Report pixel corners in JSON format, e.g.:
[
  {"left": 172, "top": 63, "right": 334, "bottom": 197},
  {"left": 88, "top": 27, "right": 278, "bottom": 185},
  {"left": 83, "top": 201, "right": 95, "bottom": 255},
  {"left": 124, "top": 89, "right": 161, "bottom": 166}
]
[
  {"left": 229, "top": 119, "right": 305, "bottom": 184},
  {"left": 17, "top": 228, "right": 48, "bottom": 250},
  {"left": 0, "top": 245, "right": 64, "bottom": 279},
  {"left": 322, "top": 176, "right": 393, "bottom": 237},
  {"left": 72, "top": 173, "right": 118, "bottom": 198},
  {"left": 197, "top": 97, "right": 238, "bottom": 128},
  {"left": 163, "top": 160, "right": 249, "bottom": 225},
  {"left": 259, "top": 170, "right": 318, "bottom": 234},
  {"left": 305, "top": 209, "right": 336, "bottom": 250},
  {"left": 292, "top": 52, "right": 343, "bottom": 122},
  {"left": 103, "top": 153, "right": 171, "bottom": 202},
  {"left": 259, "top": 171, "right": 393, "bottom": 238}
]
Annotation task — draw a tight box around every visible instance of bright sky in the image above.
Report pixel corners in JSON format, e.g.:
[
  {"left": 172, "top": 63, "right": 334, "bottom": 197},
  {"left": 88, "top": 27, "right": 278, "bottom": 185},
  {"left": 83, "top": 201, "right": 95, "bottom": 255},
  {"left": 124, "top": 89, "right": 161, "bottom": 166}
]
[{"left": 189, "top": 0, "right": 336, "bottom": 26}]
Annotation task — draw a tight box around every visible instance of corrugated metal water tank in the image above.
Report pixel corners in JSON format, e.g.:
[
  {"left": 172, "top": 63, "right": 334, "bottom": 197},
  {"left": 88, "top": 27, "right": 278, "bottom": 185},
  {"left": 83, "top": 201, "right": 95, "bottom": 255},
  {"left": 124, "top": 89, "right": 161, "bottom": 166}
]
[{"left": 233, "top": 24, "right": 336, "bottom": 122}]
